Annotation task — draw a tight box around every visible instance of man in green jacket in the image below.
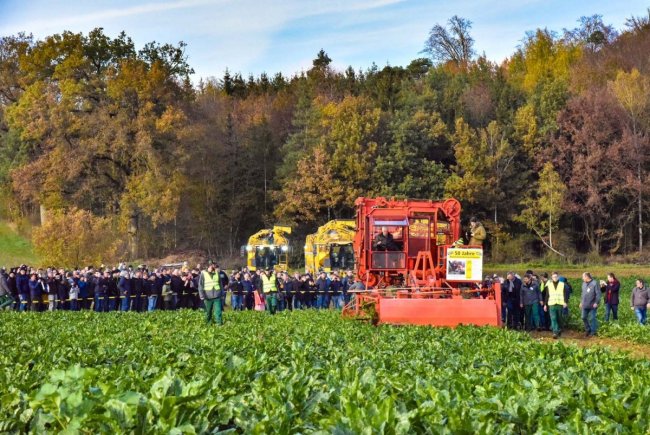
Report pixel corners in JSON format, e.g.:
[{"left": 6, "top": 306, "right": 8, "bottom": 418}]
[
  {"left": 198, "top": 262, "right": 224, "bottom": 325},
  {"left": 260, "top": 268, "right": 279, "bottom": 315},
  {"left": 543, "top": 272, "right": 569, "bottom": 339}
]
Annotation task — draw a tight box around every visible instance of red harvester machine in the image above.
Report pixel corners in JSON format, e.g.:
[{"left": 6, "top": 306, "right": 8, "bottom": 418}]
[{"left": 342, "top": 197, "right": 502, "bottom": 327}]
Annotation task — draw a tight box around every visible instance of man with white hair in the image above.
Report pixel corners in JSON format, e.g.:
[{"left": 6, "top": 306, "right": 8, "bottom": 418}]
[{"left": 374, "top": 227, "right": 398, "bottom": 251}]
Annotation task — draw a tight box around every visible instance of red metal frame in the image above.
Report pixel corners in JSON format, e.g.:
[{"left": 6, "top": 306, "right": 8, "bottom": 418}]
[{"left": 343, "top": 197, "right": 502, "bottom": 327}]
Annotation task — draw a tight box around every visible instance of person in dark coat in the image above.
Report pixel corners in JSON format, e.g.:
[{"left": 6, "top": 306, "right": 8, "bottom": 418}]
[
  {"left": 131, "top": 270, "right": 144, "bottom": 312},
  {"left": 17, "top": 268, "right": 30, "bottom": 312},
  {"left": 502, "top": 272, "right": 522, "bottom": 329},
  {"left": 301, "top": 274, "right": 312, "bottom": 309},
  {"left": 330, "top": 272, "right": 343, "bottom": 309},
  {"left": 0, "top": 269, "right": 14, "bottom": 310},
  {"left": 316, "top": 272, "right": 330, "bottom": 309},
  {"left": 604, "top": 273, "right": 620, "bottom": 322},
  {"left": 28, "top": 273, "right": 41, "bottom": 312},
  {"left": 78, "top": 275, "right": 89, "bottom": 309},
  {"left": 91, "top": 272, "right": 102, "bottom": 311},
  {"left": 229, "top": 271, "right": 244, "bottom": 311},
  {"left": 170, "top": 270, "right": 184, "bottom": 310},
  {"left": 286, "top": 272, "right": 300, "bottom": 310},
  {"left": 83, "top": 269, "right": 95, "bottom": 310},
  {"left": 8, "top": 270, "right": 18, "bottom": 310},
  {"left": 56, "top": 272, "right": 69, "bottom": 310},
  {"left": 520, "top": 274, "right": 542, "bottom": 331},
  {"left": 342, "top": 270, "right": 354, "bottom": 306},
  {"left": 103, "top": 270, "right": 114, "bottom": 311},
  {"left": 242, "top": 272, "right": 255, "bottom": 310},
  {"left": 153, "top": 271, "right": 164, "bottom": 310},
  {"left": 373, "top": 227, "right": 398, "bottom": 251},
  {"left": 181, "top": 271, "right": 195, "bottom": 309},
  {"left": 118, "top": 271, "right": 131, "bottom": 311}
]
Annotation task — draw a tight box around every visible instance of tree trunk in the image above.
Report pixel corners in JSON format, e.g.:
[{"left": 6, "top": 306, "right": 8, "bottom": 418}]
[
  {"left": 548, "top": 210, "right": 553, "bottom": 250},
  {"left": 638, "top": 162, "right": 643, "bottom": 254},
  {"left": 39, "top": 204, "right": 48, "bottom": 226},
  {"left": 128, "top": 213, "right": 139, "bottom": 260}
]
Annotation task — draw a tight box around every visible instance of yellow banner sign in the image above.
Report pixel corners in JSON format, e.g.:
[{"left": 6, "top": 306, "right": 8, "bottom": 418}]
[{"left": 448, "top": 249, "right": 482, "bottom": 259}]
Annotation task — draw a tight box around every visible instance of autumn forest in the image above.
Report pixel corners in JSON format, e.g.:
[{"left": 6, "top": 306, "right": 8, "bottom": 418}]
[{"left": 2, "top": 11, "right": 650, "bottom": 266}]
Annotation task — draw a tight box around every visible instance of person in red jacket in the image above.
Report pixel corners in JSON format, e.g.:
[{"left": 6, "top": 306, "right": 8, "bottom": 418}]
[{"left": 604, "top": 272, "right": 620, "bottom": 322}]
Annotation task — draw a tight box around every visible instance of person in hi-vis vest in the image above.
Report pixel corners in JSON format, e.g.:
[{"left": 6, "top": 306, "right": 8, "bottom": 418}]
[
  {"left": 260, "top": 268, "right": 279, "bottom": 315},
  {"left": 543, "top": 272, "right": 569, "bottom": 339},
  {"left": 198, "top": 262, "right": 225, "bottom": 325}
]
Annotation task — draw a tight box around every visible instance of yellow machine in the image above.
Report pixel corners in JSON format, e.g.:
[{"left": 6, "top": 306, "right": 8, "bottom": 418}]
[
  {"left": 304, "top": 219, "right": 356, "bottom": 273},
  {"left": 243, "top": 226, "right": 292, "bottom": 271}
]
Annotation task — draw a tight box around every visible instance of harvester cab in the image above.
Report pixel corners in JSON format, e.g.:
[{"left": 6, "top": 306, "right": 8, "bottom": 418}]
[
  {"left": 242, "top": 226, "right": 292, "bottom": 271},
  {"left": 344, "top": 197, "right": 502, "bottom": 327},
  {"left": 304, "top": 219, "right": 356, "bottom": 273}
]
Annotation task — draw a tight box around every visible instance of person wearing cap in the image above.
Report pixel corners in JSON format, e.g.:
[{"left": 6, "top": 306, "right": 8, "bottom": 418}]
[
  {"left": 260, "top": 268, "right": 279, "bottom": 314},
  {"left": 198, "top": 263, "right": 225, "bottom": 325},
  {"left": 543, "top": 272, "right": 569, "bottom": 339}
]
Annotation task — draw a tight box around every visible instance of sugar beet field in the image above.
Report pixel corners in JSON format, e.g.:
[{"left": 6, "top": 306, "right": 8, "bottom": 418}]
[{"left": 1, "top": 309, "right": 650, "bottom": 434}]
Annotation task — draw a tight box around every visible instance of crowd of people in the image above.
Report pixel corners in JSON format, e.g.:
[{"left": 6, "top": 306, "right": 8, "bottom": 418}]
[
  {"left": 1, "top": 262, "right": 649, "bottom": 333},
  {"left": 494, "top": 269, "right": 650, "bottom": 338},
  {"left": 0, "top": 262, "right": 364, "bottom": 321}
]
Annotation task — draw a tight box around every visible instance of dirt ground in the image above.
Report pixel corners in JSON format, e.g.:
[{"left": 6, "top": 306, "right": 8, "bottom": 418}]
[{"left": 530, "top": 329, "right": 650, "bottom": 360}]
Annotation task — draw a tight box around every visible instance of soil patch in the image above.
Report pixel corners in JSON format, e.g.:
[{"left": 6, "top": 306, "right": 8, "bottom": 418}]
[{"left": 530, "top": 329, "right": 650, "bottom": 360}]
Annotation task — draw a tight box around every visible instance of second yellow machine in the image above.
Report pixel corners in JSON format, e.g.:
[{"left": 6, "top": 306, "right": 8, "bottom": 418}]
[{"left": 304, "top": 219, "right": 356, "bottom": 273}]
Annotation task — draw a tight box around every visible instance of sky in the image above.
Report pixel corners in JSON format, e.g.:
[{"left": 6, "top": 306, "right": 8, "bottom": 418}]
[{"left": 1, "top": 0, "right": 649, "bottom": 82}]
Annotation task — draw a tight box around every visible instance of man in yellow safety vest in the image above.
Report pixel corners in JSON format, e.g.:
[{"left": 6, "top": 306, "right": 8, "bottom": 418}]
[
  {"left": 198, "top": 262, "right": 224, "bottom": 325},
  {"left": 260, "top": 268, "right": 279, "bottom": 315},
  {"left": 543, "top": 271, "right": 568, "bottom": 339}
]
